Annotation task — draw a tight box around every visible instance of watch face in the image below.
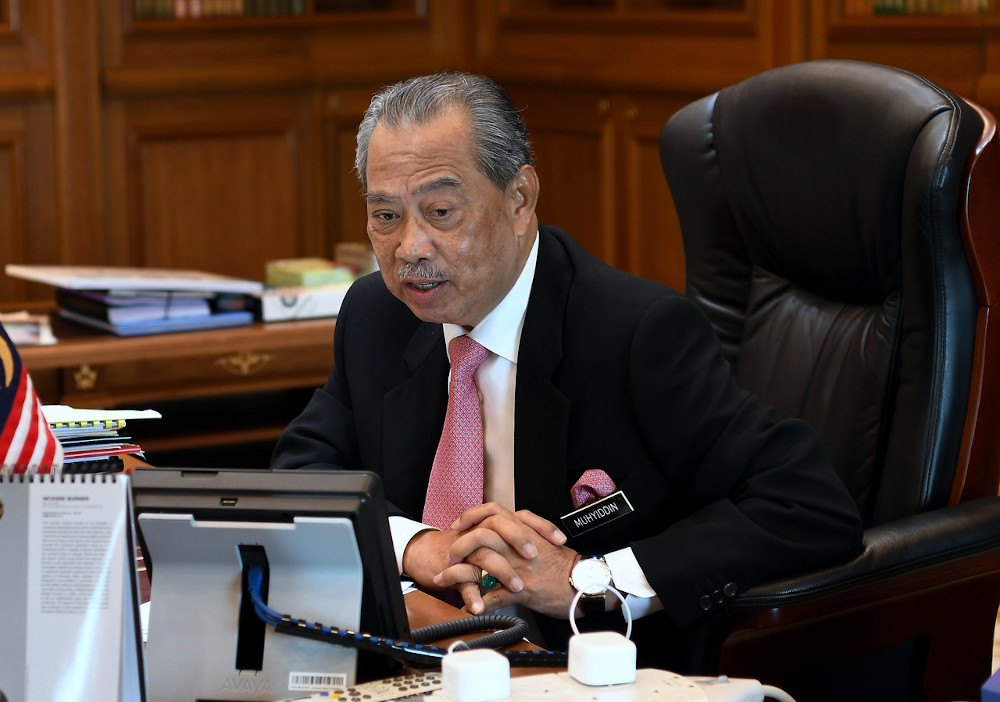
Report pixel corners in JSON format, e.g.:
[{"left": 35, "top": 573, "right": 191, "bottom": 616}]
[{"left": 572, "top": 558, "right": 611, "bottom": 594}]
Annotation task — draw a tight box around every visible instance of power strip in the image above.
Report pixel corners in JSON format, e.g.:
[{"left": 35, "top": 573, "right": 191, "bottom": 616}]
[
  {"left": 280, "top": 669, "right": 772, "bottom": 702},
  {"left": 424, "top": 669, "right": 765, "bottom": 702},
  {"left": 282, "top": 671, "right": 443, "bottom": 701}
]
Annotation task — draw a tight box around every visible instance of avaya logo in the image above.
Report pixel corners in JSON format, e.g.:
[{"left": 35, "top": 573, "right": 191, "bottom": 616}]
[{"left": 220, "top": 677, "right": 273, "bottom": 694}]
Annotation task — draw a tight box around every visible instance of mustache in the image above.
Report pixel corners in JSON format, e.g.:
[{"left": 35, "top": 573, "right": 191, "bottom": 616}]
[{"left": 396, "top": 263, "right": 447, "bottom": 280}]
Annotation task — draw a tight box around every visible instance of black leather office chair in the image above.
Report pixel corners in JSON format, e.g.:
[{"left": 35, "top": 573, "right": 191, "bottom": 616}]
[{"left": 660, "top": 60, "right": 1000, "bottom": 702}]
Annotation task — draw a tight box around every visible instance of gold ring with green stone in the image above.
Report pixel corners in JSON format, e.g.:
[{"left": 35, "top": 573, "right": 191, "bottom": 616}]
[{"left": 480, "top": 571, "right": 499, "bottom": 590}]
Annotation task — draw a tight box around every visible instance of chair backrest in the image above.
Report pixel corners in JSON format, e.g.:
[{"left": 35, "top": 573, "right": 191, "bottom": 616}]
[{"left": 659, "top": 60, "right": 1000, "bottom": 527}]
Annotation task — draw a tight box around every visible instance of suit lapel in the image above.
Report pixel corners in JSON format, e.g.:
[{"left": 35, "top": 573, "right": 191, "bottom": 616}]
[
  {"left": 514, "top": 229, "right": 573, "bottom": 518},
  {"left": 381, "top": 322, "right": 448, "bottom": 516}
]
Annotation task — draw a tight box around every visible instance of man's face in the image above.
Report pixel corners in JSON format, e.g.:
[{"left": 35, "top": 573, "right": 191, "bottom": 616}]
[{"left": 364, "top": 108, "right": 536, "bottom": 329}]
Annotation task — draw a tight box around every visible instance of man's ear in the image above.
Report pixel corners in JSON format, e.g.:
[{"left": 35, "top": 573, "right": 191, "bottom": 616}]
[{"left": 510, "top": 165, "right": 540, "bottom": 231}]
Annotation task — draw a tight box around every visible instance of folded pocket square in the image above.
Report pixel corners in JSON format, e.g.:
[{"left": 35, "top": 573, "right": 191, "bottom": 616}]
[{"left": 571, "top": 469, "right": 617, "bottom": 509}]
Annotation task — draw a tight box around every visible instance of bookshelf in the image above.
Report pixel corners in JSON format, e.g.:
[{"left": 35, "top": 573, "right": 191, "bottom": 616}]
[
  {"left": 841, "top": 0, "right": 990, "bottom": 15},
  {"left": 505, "top": 0, "right": 745, "bottom": 9},
  {"left": 129, "top": 0, "right": 420, "bottom": 24},
  {"left": 134, "top": 0, "right": 308, "bottom": 20}
]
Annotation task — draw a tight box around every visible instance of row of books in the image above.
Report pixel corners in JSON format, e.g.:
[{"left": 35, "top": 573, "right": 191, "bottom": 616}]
[
  {"left": 134, "top": 0, "right": 305, "bottom": 20},
  {"left": 843, "top": 0, "right": 989, "bottom": 14},
  {"left": 44, "top": 405, "right": 161, "bottom": 474},
  {"left": 52, "top": 282, "right": 354, "bottom": 330}
]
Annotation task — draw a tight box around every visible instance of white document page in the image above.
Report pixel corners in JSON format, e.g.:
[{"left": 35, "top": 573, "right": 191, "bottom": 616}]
[{"left": 24, "top": 478, "right": 129, "bottom": 701}]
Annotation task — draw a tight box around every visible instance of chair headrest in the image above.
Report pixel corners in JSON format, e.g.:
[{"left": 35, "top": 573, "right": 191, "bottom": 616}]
[{"left": 708, "top": 60, "right": 974, "bottom": 304}]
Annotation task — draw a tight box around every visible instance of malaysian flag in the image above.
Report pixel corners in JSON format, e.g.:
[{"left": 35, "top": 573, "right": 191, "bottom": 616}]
[{"left": 0, "top": 321, "right": 63, "bottom": 474}]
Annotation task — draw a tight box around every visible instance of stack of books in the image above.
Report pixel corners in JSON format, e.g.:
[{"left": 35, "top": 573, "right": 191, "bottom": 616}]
[
  {"left": 4, "top": 265, "right": 264, "bottom": 336},
  {"left": 43, "top": 405, "right": 162, "bottom": 474},
  {"left": 247, "top": 245, "right": 376, "bottom": 322}
]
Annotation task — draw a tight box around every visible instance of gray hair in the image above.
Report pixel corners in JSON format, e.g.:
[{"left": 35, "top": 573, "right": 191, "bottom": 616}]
[{"left": 355, "top": 72, "right": 533, "bottom": 191}]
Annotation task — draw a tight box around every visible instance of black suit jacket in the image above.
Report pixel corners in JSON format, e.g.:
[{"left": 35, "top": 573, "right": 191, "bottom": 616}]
[{"left": 273, "top": 225, "right": 863, "bottom": 634}]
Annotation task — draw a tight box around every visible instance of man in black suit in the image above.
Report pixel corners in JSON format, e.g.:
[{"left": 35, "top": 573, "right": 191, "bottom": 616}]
[{"left": 272, "top": 72, "right": 862, "bottom": 656}]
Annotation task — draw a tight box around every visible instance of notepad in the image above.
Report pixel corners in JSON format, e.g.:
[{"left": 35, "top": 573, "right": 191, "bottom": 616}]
[
  {"left": 0, "top": 474, "right": 144, "bottom": 702},
  {"left": 5, "top": 263, "right": 264, "bottom": 294}
]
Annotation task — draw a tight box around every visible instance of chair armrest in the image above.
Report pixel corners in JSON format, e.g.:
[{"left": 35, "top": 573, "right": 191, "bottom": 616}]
[{"left": 732, "top": 496, "right": 1000, "bottom": 611}]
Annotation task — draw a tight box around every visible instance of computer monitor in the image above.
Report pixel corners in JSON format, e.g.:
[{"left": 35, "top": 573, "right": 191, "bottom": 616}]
[{"left": 130, "top": 468, "right": 410, "bottom": 702}]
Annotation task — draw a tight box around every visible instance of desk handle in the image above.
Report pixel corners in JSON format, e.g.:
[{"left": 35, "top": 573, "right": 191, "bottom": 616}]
[
  {"left": 213, "top": 351, "right": 273, "bottom": 376},
  {"left": 73, "top": 363, "right": 98, "bottom": 391}
]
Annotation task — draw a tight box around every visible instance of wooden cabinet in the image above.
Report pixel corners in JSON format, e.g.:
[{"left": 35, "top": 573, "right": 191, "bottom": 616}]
[
  {"left": 474, "top": 0, "right": 784, "bottom": 294},
  {"left": 21, "top": 316, "right": 336, "bottom": 467},
  {"left": 6, "top": 0, "right": 1000, "bottom": 465},
  {"left": 469, "top": 0, "right": 1000, "bottom": 293},
  {"left": 502, "top": 84, "right": 687, "bottom": 291},
  {"left": 2, "top": 0, "right": 471, "bottom": 305},
  {"left": 815, "top": 1, "right": 989, "bottom": 103},
  {"left": 5, "top": 0, "right": 997, "bottom": 303},
  {"left": 0, "top": 1, "right": 59, "bottom": 305},
  {"left": 96, "top": 0, "right": 468, "bottom": 283}
]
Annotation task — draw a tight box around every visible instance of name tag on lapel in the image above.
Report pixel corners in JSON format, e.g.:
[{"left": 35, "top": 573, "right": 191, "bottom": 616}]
[{"left": 560, "top": 491, "right": 634, "bottom": 537}]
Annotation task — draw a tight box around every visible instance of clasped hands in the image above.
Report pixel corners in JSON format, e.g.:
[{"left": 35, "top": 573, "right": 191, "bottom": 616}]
[{"left": 401, "top": 503, "right": 580, "bottom": 618}]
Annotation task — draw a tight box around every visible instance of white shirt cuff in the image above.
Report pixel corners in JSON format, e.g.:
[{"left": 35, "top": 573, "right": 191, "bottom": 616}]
[
  {"left": 604, "top": 547, "right": 663, "bottom": 619},
  {"left": 389, "top": 515, "right": 437, "bottom": 575}
]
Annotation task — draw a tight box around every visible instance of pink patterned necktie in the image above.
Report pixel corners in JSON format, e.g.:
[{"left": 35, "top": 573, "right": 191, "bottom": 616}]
[{"left": 422, "top": 335, "right": 491, "bottom": 530}]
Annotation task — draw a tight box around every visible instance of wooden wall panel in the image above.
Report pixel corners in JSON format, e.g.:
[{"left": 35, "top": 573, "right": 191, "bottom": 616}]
[
  {"left": 619, "top": 95, "right": 688, "bottom": 293},
  {"left": 482, "top": 4, "right": 781, "bottom": 286},
  {"left": 52, "top": 0, "right": 102, "bottom": 265},
  {"left": 109, "top": 93, "right": 318, "bottom": 282},
  {"left": 134, "top": 129, "right": 299, "bottom": 278},
  {"left": 0, "top": 0, "right": 59, "bottom": 303},
  {"left": 5, "top": 0, "right": 1000, "bottom": 310},
  {"left": 0, "top": 130, "right": 24, "bottom": 303},
  {"left": 473, "top": 2, "right": 767, "bottom": 97},
  {"left": 0, "top": 102, "right": 60, "bottom": 303},
  {"left": 322, "top": 88, "right": 379, "bottom": 250},
  {"left": 509, "top": 86, "right": 617, "bottom": 266}
]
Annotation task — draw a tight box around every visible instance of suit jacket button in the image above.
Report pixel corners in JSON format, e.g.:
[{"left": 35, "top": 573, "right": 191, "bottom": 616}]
[
  {"left": 723, "top": 582, "right": 738, "bottom": 597},
  {"left": 699, "top": 595, "right": 713, "bottom": 611},
  {"left": 712, "top": 589, "right": 724, "bottom": 604}
]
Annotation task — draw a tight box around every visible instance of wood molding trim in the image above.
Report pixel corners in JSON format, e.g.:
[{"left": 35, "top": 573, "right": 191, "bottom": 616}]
[{"left": 0, "top": 71, "right": 53, "bottom": 99}]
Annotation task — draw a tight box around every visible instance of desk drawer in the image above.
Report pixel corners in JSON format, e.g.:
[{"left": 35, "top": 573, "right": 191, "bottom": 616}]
[
  {"left": 20, "top": 317, "right": 337, "bottom": 467},
  {"left": 42, "top": 341, "right": 333, "bottom": 406},
  {"left": 62, "top": 345, "right": 333, "bottom": 404}
]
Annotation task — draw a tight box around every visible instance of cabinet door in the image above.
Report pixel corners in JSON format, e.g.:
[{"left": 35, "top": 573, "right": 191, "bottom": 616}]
[
  {"left": 617, "top": 94, "right": 689, "bottom": 293},
  {"left": 105, "top": 92, "right": 321, "bottom": 281},
  {"left": 506, "top": 85, "right": 688, "bottom": 291},
  {"left": 507, "top": 85, "right": 617, "bottom": 266},
  {"left": 0, "top": 103, "right": 60, "bottom": 303},
  {"left": 0, "top": 0, "right": 60, "bottom": 302},
  {"left": 321, "top": 88, "right": 380, "bottom": 250}
]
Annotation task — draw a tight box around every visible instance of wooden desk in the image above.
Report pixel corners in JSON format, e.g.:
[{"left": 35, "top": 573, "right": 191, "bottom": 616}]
[{"left": 21, "top": 315, "right": 336, "bottom": 465}]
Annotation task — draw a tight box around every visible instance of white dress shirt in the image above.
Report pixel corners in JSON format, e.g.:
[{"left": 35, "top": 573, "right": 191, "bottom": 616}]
[{"left": 390, "top": 234, "right": 661, "bottom": 617}]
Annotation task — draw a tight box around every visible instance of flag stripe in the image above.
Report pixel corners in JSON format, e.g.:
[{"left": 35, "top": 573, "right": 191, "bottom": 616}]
[
  {"left": 1, "top": 323, "right": 64, "bottom": 475},
  {"left": 0, "top": 366, "right": 31, "bottom": 465}
]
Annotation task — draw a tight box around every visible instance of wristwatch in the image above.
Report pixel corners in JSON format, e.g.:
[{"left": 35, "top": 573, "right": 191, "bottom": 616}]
[{"left": 569, "top": 555, "right": 613, "bottom": 617}]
